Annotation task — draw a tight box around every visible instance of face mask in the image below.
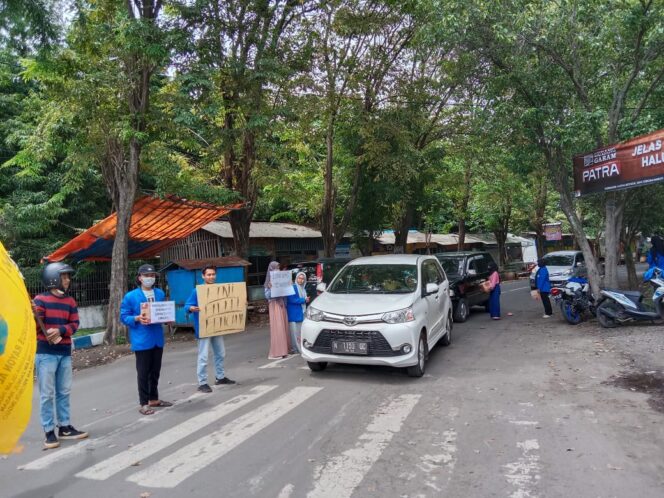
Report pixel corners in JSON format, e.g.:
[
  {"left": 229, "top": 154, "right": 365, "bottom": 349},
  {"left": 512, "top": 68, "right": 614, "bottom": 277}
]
[{"left": 141, "top": 277, "right": 156, "bottom": 288}]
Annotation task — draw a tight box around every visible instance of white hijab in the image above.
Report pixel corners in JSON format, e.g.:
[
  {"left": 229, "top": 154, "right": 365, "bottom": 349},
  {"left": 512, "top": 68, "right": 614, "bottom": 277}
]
[{"left": 295, "top": 272, "right": 307, "bottom": 311}]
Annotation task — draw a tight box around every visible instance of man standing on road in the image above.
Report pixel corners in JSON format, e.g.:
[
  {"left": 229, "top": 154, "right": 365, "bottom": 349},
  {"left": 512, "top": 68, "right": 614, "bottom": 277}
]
[
  {"left": 185, "top": 264, "right": 236, "bottom": 393},
  {"left": 535, "top": 258, "right": 553, "bottom": 318},
  {"left": 120, "top": 264, "right": 173, "bottom": 415},
  {"left": 34, "top": 262, "right": 89, "bottom": 449}
]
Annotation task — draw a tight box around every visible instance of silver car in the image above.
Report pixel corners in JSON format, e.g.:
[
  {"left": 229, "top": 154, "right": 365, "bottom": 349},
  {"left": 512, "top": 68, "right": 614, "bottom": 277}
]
[
  {"left": 301, "top": 254, "right": 453, "bottom": 377},
  {"left": 529, "top": 250, "right": 586, "bottom": 289}
]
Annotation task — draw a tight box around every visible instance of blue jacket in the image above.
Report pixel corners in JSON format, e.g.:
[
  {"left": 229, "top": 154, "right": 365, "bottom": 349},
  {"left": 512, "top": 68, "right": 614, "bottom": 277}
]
[
  {"left": 120, "top": 287, "right": 166, "bottom": 351},
  {"left": 286, "top": 285, "right": 307, "bottom": 323},
  {"left": 535, "top": 267, "right": 551, "bottom": 293},
  {"left": 184, "top": 288, "right": 201, "bottom": 339},
  {"left": 647, "top": 251, "right": 664, "bottom": 269}
]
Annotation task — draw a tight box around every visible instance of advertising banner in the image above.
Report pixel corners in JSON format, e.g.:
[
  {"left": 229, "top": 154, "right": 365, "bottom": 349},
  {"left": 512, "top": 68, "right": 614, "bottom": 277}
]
[
  {"left": 0, "top": 242, "right": 36, "bottom": 454},
  {"left": 573, "top": 128, "right": 664, "bottom": 196},
  {"left": 544, "top": 223, "right": 562, "bottom": 241},
  {"left": 197, "top": 283, "right": 247, "bottom": 338}
]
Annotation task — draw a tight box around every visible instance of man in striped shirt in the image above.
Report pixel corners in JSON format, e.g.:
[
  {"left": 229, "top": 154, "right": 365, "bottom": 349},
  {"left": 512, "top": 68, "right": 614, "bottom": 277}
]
[{"left": 33, "top": 262, "right": 88, "bottom": 449}]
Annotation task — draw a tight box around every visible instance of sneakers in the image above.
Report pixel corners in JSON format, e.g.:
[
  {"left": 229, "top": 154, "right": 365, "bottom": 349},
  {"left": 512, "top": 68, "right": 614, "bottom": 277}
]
[
  {"left": 543, "top": 314, "right": 552, "bottom": 318},
  {"left": 198, "top": 383, "right": 212, "bottom": 393},
  {"left": 44, "top": 430, "right": 60, "bottom": 449},
  {"left": 215, "top": 377, "right": 236, "bottom": 385},
  {"left": 58, "top": 425, "right": 89, "bottom": 440}
]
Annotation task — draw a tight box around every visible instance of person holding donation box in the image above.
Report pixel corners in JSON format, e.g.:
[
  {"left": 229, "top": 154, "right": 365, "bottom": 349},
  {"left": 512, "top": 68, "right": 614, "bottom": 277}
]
[
  {"left": 185, "top": 264, "right": 236, "bottom": 393},
  {"left": 120, "top": 264, "right": 172, "bottom": 415}
]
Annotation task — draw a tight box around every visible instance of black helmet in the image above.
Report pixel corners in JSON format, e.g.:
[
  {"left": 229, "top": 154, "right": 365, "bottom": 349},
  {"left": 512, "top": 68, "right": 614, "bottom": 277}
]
[
  {"left": 42, "top": 262, "right": 75, "bottom": 290},
  {"left": 137, "top": 264, "right": 157, "bottom": 275}
]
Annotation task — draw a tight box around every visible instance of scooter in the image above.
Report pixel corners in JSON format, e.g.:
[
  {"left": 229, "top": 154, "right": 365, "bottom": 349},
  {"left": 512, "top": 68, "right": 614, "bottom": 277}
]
[
  {"left": 550, "top": 278, "right": 596, "bottom": 325},
  {"left": 596, "top": 267, "right": 664, "bottom": 328}
]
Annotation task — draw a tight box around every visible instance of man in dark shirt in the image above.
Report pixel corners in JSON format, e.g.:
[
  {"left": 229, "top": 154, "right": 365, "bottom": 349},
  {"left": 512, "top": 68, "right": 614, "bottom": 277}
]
[{"left": 33, "top": 262, "right": 88, "bottom": 449}]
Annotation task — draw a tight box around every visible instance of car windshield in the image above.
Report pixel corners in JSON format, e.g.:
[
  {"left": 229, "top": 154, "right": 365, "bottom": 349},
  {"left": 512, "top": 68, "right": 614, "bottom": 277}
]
[
  {"left": 328, "top": 264, "right": 418, "bottom": 294},
  {"left": 437, "top": 257, "right": 464, "bottom": 276},
  {"left": 543, "top": 255, "right": 575, "bottom": 266}
]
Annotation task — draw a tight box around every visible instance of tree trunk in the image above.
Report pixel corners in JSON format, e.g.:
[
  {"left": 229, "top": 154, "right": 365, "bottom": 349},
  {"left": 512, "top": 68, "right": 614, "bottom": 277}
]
[
  {"left": 394, "top": 203, "right": 414, "bottom": 254},
  {"left": 229, "top": 208, "right": 251, "bottom": 259},
  {"left": 457, "top": 162, "right": 472, "bottom": 251},
  {"left": 603, "top": 193, "right": 626, "bottom": 288},
  {"left": 457, "top": 218, "right": 466, "bottom": 251},
  {"left": 494, "top": 229, "right": 507, "bottom": 266},
  {"left": 621, "top": 227, "right": 638, "bottom": 289},
  {"left": 321, "top": 122, "right": 336, "bottom": 257}
]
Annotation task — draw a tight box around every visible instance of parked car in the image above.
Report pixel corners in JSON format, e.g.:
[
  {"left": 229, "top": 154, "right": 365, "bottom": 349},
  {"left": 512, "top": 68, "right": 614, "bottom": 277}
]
[
  {"left": 286, "top": 257, "right": 352, "bottom": 300},
  {"left": 435, "top": 251, "right": 497, "bottom": 323},
  {"left": 301, "top": 254, "right": 452, "bottom": 377},
  {"left": 529, "top": 250, "right": 586, "bottom": 289}
]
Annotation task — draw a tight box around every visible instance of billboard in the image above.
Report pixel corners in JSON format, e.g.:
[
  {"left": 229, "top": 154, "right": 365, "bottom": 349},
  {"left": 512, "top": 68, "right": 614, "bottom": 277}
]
[
  {"left": 573, "top": 128, "right": 664, "bottom": 196},
  {"left": 543, "top": 223, "right": 562, "bottom": 241}
]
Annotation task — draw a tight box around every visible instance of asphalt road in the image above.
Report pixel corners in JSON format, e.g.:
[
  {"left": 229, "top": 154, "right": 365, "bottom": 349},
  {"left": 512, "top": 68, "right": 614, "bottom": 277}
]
[{"left": 3, "top": 280, "right": 663, "bottom": 498}]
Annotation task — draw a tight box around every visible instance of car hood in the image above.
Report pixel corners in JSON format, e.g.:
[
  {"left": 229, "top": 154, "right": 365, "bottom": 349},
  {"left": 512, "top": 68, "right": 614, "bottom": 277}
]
[
  {"left": 311, "top": 292, "right": 416, "bottom": 315},
  {"left": 530, "top": 265, "right": 573, "bottom": 278}
]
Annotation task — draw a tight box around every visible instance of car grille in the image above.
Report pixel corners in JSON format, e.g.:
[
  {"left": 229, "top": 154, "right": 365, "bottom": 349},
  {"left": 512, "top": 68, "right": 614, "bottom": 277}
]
[{"left": 309, "top": 329, "right": 404, "bottom": 356}]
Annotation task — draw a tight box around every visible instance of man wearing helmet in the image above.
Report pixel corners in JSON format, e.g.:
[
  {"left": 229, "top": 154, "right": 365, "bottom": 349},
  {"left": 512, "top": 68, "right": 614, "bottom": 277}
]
[
  {"left": 33, "top": 262, "right": 88, "bottom": 449},
  {"left": 120, "top": 264, "right": 173, "bottom": 415}
]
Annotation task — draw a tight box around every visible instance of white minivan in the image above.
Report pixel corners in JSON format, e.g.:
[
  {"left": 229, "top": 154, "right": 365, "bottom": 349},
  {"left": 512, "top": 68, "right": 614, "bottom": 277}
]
[{"left": 301, "top": 254, "right": 453, "bottom": 377}]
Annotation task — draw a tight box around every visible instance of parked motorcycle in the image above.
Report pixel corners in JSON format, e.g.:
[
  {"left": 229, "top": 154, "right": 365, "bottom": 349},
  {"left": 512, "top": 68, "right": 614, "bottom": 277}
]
[
  {"left": 596, "top": 267, "right": 664, "bottom": 328},
  {"left": 550, "top": 278, "right": 596, "bottom": 324}
]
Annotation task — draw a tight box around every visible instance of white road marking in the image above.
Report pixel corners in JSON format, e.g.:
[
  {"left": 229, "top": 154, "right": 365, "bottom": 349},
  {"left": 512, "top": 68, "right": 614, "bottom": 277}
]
[
  {"left": 18, "top": 390, "right": 205, "bottom": 471},
  {"left": 75, "top": 385, "right": 277, "bottom": 481},
  {"left": 277, "top": 483, "right": 295, "bottom": 498},
  {"left": 307, "top": 394, "right": 421, "bottom": 498},
  {"left": 504, "top": 439, "right": 541, "bottom": 498},
  {"left": 418, "top": 428, "right": 457, "bottom": 491},
  {"left": 259, "top": 355, "right": 297, "bottom": 369},
  {"left": 509, "top": 420, "right": 539, "bottom": 426},
  {"left": 127, "top": 386, "right": 323, "bottom": 488}
]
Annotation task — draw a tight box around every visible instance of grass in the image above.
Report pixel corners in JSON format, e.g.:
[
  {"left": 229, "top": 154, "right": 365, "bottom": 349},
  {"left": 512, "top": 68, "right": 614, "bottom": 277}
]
[{"left": 73, "top": 327, "right": 105, "bottom": 338}]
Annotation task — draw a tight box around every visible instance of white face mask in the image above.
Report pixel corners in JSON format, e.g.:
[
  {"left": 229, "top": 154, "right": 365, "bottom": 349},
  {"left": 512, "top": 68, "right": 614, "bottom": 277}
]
[{"left": 141, "top": 277, "right": 156, "bottom": 288}]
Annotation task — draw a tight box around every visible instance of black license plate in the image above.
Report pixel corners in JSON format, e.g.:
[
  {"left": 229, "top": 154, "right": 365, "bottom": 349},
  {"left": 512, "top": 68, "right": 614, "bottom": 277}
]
[{"left": 331, "top": 340, "right": 368, "bottom": 355}]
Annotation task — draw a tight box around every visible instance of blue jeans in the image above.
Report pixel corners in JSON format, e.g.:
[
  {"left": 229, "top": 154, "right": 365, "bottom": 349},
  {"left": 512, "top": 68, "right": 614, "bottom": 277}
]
[
  {"left": 35, "top": 354, "right": 72, "bottom": 432},
  {"left": 197, "top": 336, "right": 225, "bottom": 385}
]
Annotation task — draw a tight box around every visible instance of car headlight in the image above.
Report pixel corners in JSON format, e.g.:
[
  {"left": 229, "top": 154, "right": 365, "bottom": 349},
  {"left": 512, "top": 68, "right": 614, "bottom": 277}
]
[
  {"left": 305, "top": 307, "right": 324, "bottom": 321},
  {"left": 562, "top": 269, "right": 573, "bottom": 276},
  {"left": 449, "top": 289, "right": 455, "bottom": 297},
  {"left": 382, "top": 307, "right": 415, "bottom": 324}
]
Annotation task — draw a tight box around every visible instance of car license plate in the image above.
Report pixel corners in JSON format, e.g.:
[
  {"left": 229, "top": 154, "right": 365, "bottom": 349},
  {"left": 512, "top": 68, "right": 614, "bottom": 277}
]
[{"left": 331, "top": 340, "right": 368, "bottom": 355}]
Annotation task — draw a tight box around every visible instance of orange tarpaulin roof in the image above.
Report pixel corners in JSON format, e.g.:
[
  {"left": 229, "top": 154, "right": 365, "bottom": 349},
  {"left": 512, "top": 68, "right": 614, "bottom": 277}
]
[{"left": 45, "top": 195, "right": 240, "bottom": 262}]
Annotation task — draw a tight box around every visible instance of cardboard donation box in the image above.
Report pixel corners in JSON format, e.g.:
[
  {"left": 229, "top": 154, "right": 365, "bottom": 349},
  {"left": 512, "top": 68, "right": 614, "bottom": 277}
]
[
  {"left": 269, "top": 270, "right": 295, "bottom": 298},
  {"left": 197, "top": 283, "right": 247, "bottom": 338},
  {"left": 140, "top": 301, "right": 176, "bottom": 324}
]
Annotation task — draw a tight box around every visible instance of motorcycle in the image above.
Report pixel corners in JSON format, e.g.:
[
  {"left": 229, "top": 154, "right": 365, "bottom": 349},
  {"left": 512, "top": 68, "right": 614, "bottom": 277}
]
[
  {"left": 550, "top": 278, "right": 596, "bottom": 325},
  {"left": 596, "top": 267, "right": 664, "bottom": 328}
]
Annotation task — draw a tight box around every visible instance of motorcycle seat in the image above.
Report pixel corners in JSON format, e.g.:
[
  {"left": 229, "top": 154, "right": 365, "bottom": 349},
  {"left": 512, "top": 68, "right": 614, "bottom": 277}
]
[{"left": 602, "top": 288, "right": 643, "bottom": 300}]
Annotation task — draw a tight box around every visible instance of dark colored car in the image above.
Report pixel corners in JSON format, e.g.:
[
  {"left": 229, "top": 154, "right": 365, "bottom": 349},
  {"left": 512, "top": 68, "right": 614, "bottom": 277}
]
[
  {"left": 286, "top": 257, "right": 352, "bottom": 300},
  {"left": 435, "top": 251, "right": 497, "bottom": 322}
]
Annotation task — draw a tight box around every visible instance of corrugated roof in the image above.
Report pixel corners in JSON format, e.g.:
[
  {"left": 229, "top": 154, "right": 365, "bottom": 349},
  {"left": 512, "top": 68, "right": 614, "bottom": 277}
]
[
  {"left": 45, "top": 195, "right": 240, "bottom": 262},
  {"left": 203, "top": 221, "right": 324, "bottom": 239},
  {"left": 376, "top": 231, "right": 485, "bottom": 246},
  {"left": 162, "top": 257, "right": 251, "bottom": 272}
]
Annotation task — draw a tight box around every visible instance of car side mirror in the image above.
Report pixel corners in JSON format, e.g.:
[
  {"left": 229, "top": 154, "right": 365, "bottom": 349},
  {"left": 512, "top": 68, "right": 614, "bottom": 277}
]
[
  {"left": 425, "top": 283, "right": 439, "bottom": 295},
  {"left": 316, "top": 282, "right": 327, "bottom": 293},
  {"left": 467, "top": 269, "right": 477, "bottom": 276}
]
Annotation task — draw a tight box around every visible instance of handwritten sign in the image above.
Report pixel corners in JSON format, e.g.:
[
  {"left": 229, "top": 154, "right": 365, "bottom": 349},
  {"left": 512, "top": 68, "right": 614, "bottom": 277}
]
[
  {"left": 148, "top": 301, "right": 175, "bottom": 324},
  {"left": 197, "top": 283, "right": 247, "bottom": 338},
  {"left": 269, "top": 271, "right": 295, "bottom": 298}
]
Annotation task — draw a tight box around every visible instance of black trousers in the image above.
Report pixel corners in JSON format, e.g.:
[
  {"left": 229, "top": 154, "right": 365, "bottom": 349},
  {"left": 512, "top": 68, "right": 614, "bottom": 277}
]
[
  {"left": 540, "top": 291, "right": 553, "bottom": 316},
  {"left": 135, "top": 347, "right": 163, "bottom": 406}
]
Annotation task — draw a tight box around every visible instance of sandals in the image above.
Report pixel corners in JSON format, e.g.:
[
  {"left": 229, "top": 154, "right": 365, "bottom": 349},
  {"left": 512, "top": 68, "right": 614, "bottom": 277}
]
[
  {"left": 139, "top": 405, "right": 155, "bottom": 415},
  {"left": 148, "top": 400, "right": 173, "bottom": 408}
]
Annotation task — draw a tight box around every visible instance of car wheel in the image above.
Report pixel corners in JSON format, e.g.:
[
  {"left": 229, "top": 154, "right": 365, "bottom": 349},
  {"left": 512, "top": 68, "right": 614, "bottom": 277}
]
[
  {"left": 407, "top": 333, "right": 427, "bottom": 377},
  {"left": 307, "top": 361, "right": 328, "bottom": 372},
  {"left": 453, "top": 298, "right": 469, "bottom": 322},
  {"left": 440, "top": 310, "right": 452, "bottom": 347}
]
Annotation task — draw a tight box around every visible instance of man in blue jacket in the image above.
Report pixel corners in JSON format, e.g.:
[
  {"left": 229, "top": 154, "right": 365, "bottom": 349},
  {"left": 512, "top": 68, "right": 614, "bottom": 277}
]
[
  {"left": 120, "top": 264, "right": 172, "bottom": 415},
  {"left": 535, "top": 258, "right": 553, "bottom": 318},
  {"left": 184, "top": 265, "right": 235, "bottom": 393}
]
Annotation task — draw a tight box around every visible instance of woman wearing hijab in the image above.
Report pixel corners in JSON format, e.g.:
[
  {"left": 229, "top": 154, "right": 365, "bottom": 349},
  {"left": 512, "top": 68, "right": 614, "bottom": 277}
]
[
  {"left": 286, "top": 272, "right": 310, "bottom": 353},
  {"left": 535, "top": 258, "right": 553, "bottom": 318},
  {"left": 264, "top": 261, "right": 291, "bottom": 359},
  {"left": 647, "top": 235, "right": 664, "bottom": 269},
  {"left": 486, "top": 262, "right": 501, "bottom": 320}
]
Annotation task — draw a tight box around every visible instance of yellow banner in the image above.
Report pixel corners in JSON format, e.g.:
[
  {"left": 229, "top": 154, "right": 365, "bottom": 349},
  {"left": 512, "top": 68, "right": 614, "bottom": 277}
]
[{"left": 0, "top": 241, "right": 36, "bottom": 454}]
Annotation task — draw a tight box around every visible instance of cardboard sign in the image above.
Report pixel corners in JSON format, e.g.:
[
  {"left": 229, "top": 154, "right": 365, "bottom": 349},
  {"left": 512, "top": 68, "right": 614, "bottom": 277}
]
[
  {"left": 269, "top": 271, "right": 295, "bottom": 298},
  {"left": 150, "top": 301, "right": 175, "bottom": 324},
  {"left": 197, "top": 283, "right": 247, "bottom": 338},
  {"left": 573, "top": 128, "right": 664, "bottom": 196}
]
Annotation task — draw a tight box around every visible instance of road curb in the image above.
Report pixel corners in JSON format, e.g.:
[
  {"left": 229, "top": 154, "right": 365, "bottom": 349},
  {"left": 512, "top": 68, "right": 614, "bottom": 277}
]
[{"left": 72, "top": 331, "right": 105, "bottom": 350}]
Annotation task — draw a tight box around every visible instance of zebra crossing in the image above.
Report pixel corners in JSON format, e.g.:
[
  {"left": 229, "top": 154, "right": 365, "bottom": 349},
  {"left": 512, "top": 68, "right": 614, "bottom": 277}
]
[{"left": 15, "top": 369, "right": 541, "bottom": 497}]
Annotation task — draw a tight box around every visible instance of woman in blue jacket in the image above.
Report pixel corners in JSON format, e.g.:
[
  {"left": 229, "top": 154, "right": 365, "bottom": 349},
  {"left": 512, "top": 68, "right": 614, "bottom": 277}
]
[
  {"left": 535, "top": 258, "right": 553, "bottom": 318},
  {"left": 120, "top": 264, "right": 172, "bottom": 415},
  {"left": 647, "top": 236, "right": 664, "bottom": 269},
  {"left": 286, "top": 272, "right": 309, "bottom": 353}
]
